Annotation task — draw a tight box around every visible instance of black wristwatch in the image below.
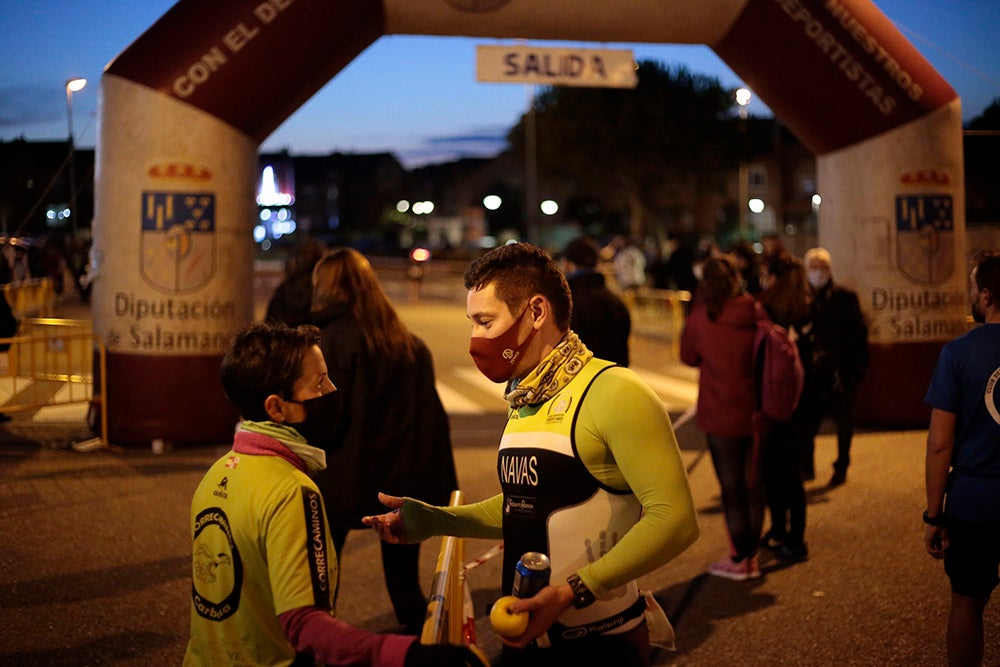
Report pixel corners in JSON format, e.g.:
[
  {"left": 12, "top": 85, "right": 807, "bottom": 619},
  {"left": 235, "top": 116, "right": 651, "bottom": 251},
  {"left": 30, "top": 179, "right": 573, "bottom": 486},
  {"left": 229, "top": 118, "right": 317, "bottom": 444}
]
[
  {"left": 923, "top": 510, "right": 946, "bottom": 526},
  {"left": 566, "top": 573, "right": 596, "bottom": 609}
]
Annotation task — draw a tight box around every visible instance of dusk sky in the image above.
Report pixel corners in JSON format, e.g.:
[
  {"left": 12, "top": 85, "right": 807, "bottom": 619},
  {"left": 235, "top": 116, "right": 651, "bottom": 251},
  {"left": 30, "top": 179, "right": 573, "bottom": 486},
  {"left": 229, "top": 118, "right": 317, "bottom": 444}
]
[{"left": 2, "top": 0, "right": 998, "bottom": 168}]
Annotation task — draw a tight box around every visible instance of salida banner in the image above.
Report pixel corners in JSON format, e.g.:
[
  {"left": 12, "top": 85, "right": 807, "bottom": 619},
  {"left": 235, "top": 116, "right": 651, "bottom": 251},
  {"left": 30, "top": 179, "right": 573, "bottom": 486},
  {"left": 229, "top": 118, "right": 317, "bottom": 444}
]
[{"left": 476, "top": 45, "right": 638, "bottom": 88}]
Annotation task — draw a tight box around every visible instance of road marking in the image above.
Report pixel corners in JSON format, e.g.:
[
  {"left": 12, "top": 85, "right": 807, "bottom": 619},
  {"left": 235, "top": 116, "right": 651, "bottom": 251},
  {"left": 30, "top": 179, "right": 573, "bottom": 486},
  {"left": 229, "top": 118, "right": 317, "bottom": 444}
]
[
  {"left": 632, "top": 369, "right": 699, "bottom": 404},
  {"left": 0, "top": 376, "right": 36, "bottom": 403},
  {"left": 435, "top": 381, "right": 485, "bottom": 414}
]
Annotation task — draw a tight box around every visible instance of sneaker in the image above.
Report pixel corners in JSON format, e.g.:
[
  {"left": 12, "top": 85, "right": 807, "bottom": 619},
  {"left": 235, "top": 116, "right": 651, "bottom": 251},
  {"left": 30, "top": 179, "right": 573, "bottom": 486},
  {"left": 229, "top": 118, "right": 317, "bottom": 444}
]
[
  {"left": 747, "top": 555, "right": 762, "bottom": 579},
  {"left": 776, "top": 542, "right": 809, "bottom": 562},
  {"left": 708, "top": 556, "right": 757, "bottom": 581}
]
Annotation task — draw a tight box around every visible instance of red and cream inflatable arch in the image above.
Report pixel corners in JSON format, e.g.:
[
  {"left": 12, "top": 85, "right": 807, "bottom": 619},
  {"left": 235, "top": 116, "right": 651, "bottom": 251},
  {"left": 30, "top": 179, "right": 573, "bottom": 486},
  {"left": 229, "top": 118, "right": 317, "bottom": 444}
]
[{"left": 96, "top": 0, "right": 966, "bottom": 445}]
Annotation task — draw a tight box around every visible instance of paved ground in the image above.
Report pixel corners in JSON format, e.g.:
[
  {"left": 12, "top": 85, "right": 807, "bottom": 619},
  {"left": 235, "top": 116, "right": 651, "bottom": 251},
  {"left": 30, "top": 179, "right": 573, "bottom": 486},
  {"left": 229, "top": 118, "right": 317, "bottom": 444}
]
[
  {"left": 5, "top": 412, "right": 1000, "bottom": 665},
  {"left": 2, "top": 293, "right": 999, "bottom": 665}
]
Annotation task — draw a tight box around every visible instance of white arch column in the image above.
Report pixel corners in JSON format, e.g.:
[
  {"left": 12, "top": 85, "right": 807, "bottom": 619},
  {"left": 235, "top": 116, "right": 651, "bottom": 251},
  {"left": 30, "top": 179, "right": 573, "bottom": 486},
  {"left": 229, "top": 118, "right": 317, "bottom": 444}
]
[
  {"left": 818, "top": 100, "right": 968, "bottom": 424},
  {"left": 93, "top": 76, "right": 256, "bottom": 445}
]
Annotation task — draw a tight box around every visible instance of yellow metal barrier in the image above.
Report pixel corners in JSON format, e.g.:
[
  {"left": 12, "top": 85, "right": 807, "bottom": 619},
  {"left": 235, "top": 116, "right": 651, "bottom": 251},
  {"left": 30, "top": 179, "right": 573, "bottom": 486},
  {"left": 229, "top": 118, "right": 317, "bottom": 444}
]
[
  {"left": 622, "top": 287, "right": 692, "bottom": 358},
  {"left": 0, "top": 317, "right": 107, "bottom": 446},
  {"left": 421, "top": 490, "right": 490, "bottom": 664},
  {"left": 4, "top": 277, "right": 57, "bottom": 319}
]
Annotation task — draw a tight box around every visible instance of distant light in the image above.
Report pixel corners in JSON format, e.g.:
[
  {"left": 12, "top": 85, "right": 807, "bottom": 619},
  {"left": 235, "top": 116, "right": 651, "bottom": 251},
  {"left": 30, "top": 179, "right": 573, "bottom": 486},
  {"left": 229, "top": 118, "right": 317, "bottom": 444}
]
[
  {"left": 46, "top": 210, "right": 56, "bottom": 220},
  {"left": 785, "top": 224, "right": 796, "bottom": 235},
  {"left": 261, "top": 239, "right": 272, "bottom": 251},
  {"left": 260, "top": 209, "right": 272, "bottom": 221},
  {"left": 276, "top": 207, "right": 289, "bottom": 221},
  {"left": 413, "top": 201, "right": 435, "bottom": 215},
  {"left": 63, "top": 208, "right": 71, "bottom": 219},
  {"left": 271, "top": 220, "right": 296, "bottom": 236},
  {"left": 483, "top": 195, "right": 502, "bottom": 211},
  {"left": 257, "top": 165, "right": 294, "bottom": 206},
  {"left": 396, "top": 200, "right": 410, "bottom": 213},
  {"left": 748, "top": 198, "right": 765, "bottom": 214},
  {"left": 812, "top": 194, "right": 822, "bottom": 208},
  {"left": 752, "top": 242, "right": 764, "bottom": 254},
  {"left": 253, "top": 225, "right": 267, "bottom": 242},
  {"left": 479, "top": 236, "right": 497, "bottom": 248},
  {"left": 410, "top": 247, "right": 431, "bottom": 262},
  {"left": 540, "top": 199, "right": 559, "bottom": 215},
  {"left": 66, "top": 78, "right": 87, "bottom": 93}
]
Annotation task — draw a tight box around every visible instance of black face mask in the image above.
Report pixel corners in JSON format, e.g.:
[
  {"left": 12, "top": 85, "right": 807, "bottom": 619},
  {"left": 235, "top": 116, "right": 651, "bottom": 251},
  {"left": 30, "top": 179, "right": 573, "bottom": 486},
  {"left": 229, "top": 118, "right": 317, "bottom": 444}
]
[{"left": 286, "top": 390, "right": 343, "bottom": 448}]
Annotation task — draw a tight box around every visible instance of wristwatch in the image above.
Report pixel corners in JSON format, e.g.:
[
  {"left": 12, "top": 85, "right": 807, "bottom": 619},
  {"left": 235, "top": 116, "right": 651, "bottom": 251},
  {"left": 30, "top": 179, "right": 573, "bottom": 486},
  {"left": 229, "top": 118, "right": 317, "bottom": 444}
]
[
  {"left": 922, "top": 510, "right": 946, "bottom": 526},
  {"left": 566, "top": 573, "right": 596, "bottom": 609}
]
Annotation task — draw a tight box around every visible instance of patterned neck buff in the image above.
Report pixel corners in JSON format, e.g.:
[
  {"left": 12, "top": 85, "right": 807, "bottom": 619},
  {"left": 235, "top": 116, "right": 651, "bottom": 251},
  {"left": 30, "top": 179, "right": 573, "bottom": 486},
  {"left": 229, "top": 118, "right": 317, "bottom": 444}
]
[{"left": 503, "top": 331, "right": 593, "bottom": 408}]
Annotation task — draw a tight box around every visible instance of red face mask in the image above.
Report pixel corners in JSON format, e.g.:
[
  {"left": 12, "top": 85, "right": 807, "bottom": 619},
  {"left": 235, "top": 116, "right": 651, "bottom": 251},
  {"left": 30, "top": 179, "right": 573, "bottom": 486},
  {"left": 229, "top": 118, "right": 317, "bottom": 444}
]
[{"left": 469, "top": 305, "right": 538, "bottom": 383}]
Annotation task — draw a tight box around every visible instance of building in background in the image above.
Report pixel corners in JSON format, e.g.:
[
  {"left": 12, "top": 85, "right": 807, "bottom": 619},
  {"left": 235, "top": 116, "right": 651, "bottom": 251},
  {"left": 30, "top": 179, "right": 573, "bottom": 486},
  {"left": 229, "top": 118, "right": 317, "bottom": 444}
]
[{"left": 2, "top": 116, "right": 996, "bottom": 262}]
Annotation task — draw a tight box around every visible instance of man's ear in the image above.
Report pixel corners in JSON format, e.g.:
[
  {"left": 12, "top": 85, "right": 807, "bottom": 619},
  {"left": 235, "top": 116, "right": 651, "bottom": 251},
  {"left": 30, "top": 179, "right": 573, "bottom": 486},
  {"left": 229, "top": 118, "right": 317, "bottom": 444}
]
[
  {"left": 984, "top": 288, "right": 995, "bottom": 308},
  {"left": 263, "top": 394, "right": 287, "bottom": 423},
  {"left": 528, "top": 294, "right": 549, "bottom": 328}
]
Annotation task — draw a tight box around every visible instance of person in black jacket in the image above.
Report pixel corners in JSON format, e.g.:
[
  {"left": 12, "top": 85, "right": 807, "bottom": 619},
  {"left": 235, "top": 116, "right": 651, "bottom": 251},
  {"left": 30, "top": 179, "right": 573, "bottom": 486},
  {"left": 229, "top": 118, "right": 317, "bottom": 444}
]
[
  {"left": 265, "top": 238, "right": 326, "bottom": 327},
  {"left": 309, "top": 248, "right": 458, "bottom": 634},
  {"left": 802, "top": 247, "right": 869, "bottom": 487},
  {"left": 560, "top": 236, "right": 632, "bottom": 366}
]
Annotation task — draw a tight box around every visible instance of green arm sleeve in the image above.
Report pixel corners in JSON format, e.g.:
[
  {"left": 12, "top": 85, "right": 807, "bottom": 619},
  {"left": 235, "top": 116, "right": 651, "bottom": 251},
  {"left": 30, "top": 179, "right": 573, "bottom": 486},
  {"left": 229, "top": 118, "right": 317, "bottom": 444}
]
[
  {"left": 574, "top": 367, "right": 700, "bottom": 597},
  {"left": 400, "top": 494, "right": 505, "bottom": 541}
]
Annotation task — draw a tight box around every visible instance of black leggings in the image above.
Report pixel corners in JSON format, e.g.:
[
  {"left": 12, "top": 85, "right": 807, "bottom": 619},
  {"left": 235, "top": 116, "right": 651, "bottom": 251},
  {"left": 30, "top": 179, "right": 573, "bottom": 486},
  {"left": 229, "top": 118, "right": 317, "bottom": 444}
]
[
  {"left": 332, "top": 527, "right": 427, "bottom": 633},
  {"left": 761, "top": 420, "right": 807, "bottom": 546},
  {"left": 706, "top": 434, "right": 765, "bottom": 561}
]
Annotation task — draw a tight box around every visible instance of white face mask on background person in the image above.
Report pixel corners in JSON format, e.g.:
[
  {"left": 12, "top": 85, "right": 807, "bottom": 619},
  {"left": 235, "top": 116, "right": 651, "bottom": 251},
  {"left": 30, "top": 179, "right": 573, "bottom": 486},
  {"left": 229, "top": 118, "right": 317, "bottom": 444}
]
[
  {"left": 692, "top": 263, "right": 704, "bottom": 282},
  {"left": 807, "top": 269, "right": 831, "bottom": 289}
]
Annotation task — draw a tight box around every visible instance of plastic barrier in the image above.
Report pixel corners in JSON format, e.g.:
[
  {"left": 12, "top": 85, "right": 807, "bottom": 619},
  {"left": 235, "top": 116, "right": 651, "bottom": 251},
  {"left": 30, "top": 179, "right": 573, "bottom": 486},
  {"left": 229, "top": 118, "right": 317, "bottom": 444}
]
[
  {"left": 421, "top": 490, "right": 489, "bottom": 664},
  {"left": 0, "top": 317, "right": 107, "bottom": 446}
]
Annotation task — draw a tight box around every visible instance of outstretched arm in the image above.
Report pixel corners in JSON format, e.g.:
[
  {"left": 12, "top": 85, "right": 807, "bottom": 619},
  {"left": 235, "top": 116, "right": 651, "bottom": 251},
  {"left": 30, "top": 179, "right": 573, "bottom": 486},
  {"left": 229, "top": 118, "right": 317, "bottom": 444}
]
[
  {"left": 363, "top": 492, "right": 505, "bottom": 543},
  {"left": 362, "top": 493, "right": 411, "bottom": 544}
]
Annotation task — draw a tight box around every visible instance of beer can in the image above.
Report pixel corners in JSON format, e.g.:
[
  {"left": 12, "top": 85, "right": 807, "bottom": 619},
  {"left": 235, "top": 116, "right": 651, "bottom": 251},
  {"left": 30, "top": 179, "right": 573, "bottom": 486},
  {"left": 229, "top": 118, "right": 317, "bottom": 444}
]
[{"left": 512, "top": 551, "right": 550, "bottom": 598}]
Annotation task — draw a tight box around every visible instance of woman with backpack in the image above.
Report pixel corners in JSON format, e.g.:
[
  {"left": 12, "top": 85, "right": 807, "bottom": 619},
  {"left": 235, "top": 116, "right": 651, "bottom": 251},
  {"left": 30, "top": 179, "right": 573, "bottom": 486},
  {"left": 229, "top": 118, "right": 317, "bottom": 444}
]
[
  {"left": 681, "top": 254, "right": 763, "bottom": 580},
  {"left": 758, "top": 252, "right": 816, "bottom": 563}
]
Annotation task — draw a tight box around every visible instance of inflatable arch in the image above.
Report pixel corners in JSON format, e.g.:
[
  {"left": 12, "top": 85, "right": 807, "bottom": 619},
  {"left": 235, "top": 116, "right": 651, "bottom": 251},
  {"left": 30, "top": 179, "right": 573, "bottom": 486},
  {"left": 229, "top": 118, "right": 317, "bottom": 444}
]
[{"left": 96, "top": 0, "right": 966, "bottom": 445}]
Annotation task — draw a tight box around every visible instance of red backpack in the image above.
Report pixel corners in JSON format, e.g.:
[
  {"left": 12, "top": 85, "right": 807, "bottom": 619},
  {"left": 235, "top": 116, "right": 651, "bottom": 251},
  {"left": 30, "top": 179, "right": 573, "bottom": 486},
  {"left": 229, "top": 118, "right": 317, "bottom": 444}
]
[{"left": 753, "top": 303, "right": 805, "bottom": 422}]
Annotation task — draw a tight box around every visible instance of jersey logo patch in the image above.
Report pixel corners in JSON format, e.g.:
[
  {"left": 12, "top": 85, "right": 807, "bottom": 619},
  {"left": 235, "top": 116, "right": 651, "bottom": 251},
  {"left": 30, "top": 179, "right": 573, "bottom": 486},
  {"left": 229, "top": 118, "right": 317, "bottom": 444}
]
[
  {"left": 986, "top": 366, "right": 1000, "bottom": 426},
  {"left": 301, "top": 488, "right": 332, "bottom": 607},
  {"left": 504, "top": 494, "right": 536, "bottom": 517},
  {"left": 191, "top": 506, "right": 243, "bottom": 621}
]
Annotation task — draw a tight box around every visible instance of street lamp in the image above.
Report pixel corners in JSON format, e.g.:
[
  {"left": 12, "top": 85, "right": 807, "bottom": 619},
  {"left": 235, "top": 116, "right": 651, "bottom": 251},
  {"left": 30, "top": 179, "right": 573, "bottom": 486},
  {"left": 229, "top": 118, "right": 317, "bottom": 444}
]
[
  {"left": 735, "top": 87, "right": 751, "bottom": 119},
  {"left": 735, "top": 87, "right": 751, "bottom": 233},
  {"left": 65, "top": 77, "right": 87, "bottom": 237}
]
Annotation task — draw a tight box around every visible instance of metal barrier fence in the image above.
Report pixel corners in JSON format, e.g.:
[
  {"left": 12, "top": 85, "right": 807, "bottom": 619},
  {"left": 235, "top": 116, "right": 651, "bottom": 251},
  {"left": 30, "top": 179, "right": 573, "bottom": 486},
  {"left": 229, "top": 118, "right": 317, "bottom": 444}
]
[
  {"left": 0, "top": 317, "right": 107, "bottom": 446},
  {"left": 622, "top": 287, "right": 692, "bottom": 357},
  {"left": 4, "top": 277, "right": 57, "bottom": 319}
]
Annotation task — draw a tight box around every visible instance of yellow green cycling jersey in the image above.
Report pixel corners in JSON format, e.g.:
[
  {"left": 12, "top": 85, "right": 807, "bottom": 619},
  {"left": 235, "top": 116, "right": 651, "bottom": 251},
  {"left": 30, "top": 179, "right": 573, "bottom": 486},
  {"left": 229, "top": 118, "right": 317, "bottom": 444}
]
[{"left": 401, "top": 358, "right": 699, "bottom": 637}]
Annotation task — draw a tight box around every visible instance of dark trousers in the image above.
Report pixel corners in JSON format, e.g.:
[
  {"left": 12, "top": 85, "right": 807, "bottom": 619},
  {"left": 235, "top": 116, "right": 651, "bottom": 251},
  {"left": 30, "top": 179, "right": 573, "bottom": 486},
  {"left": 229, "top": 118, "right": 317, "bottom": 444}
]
[
  {"left": 762, "top": 419, "right": 807, "bottom": 546},
  {"left": 332, "top": 527, "right": 427, "bottom": 634},
  {"left": 800, "top": 382, "right": 858, "bottom": 476},
  {"left": 706, "top": 434, "right": 764, "bottom": 561},
  {"left": 830, "top": 384, "right": 858, "bottom": 473}
]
